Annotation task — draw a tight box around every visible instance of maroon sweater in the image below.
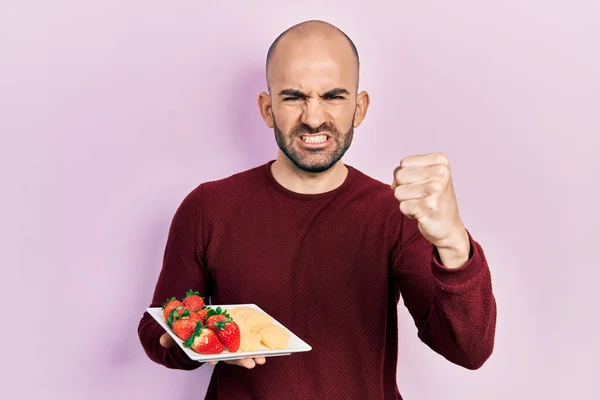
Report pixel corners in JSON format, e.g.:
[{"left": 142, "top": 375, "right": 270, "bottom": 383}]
[{"left": 138, "top": 161, "right": 497, "bottom": 399}]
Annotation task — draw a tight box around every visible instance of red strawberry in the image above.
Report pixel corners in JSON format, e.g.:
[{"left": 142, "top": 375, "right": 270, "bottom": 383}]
[
  {"left": 212, "top": 319, "right": 241, "bottom": 352},
  {"left": 204, "top": 307, "right": 231, "bottom": 329},
  {"left": 171, "top": 309, "right": 202, "bottom": 341},
  {"left": 162, "top": 297, "right": 182, "bottom": 320},
  {"left": 196, "top": 306, "right": 212, "bottom": 323},
  {"left": 182, "top": 289, "right": 205, "bottom": 312},
  {"left": 166, "top": 305, "right": 189, "bottom": 327},
  {"left": 184, "top": 322, "right": 224, "bottom": 354}
]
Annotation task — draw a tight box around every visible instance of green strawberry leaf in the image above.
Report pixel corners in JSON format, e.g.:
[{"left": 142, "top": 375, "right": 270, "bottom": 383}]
[
  {"left": 183, "top": 322, "right": 203, "bottom": 348},
  {"left": 167, "top": 306, "right": 184, "bottom": 327},
  {"left": 206, "top": 308, "right": 219, "bottom": 318},
  {"left": 214, "top": 321, "right": 225, "bottom": 330},
  {"left": 161, "top": 297, "right": 177, "bottom": 309},
  {"left": 185, "top": 289, "right": 200, "bottom": 298}
]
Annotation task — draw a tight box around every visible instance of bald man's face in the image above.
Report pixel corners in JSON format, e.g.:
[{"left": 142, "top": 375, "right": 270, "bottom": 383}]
[{"left": 259, "top": 33, "right": 369, "bottom": 173}]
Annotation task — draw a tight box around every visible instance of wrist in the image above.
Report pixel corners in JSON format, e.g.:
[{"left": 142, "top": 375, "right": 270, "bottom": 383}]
[{"left": 436, "top": 228, "right": 470, "bottom": 269}]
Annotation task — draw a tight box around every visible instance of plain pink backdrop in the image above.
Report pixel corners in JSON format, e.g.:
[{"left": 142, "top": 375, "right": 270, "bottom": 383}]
[{"left": 1, "top": 1, "right": 598, "bottom": 399}]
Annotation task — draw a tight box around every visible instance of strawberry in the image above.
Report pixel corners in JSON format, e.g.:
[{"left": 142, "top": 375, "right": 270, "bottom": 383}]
[
  {"left": 204, "top": 307, "right": 232, "bottom": 329},
  {"left": 162, "top": 297, "right": 182, "bottom": 320},
  {"left": 166, "top": 305, "right": 189, "bottom": 327},
  {"left": 171, "top": 309, "right": 202, "bottom": 341},
  {"left": 182, "top": 289, "right": 205, "bottom": 312},
  {"left": 196, "top": 306, "right": 212, "bottom": 323},
  {"left": 184, "top": 322, "right": 224, "bottom": 354},
  {"left": 212, "top": 319, "right": 241, "bottom": 352}
]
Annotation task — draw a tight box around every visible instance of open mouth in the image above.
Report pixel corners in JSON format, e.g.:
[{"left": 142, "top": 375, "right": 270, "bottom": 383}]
[{"left": 300, "top": 134, "right": 329, "bottom": 144}]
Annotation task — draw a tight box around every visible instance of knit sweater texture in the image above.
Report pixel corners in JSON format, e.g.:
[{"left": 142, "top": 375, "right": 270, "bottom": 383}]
[{"left": 137, "top": 160, "right": 497, "bottom": 400}]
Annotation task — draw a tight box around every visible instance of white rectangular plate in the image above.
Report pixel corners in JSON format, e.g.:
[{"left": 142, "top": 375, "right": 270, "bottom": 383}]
[{"left": 147, "top": 303, "right": 312, "bottom": 362}]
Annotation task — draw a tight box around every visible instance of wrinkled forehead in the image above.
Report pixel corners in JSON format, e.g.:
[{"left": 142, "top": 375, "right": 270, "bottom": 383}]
[{"left": 267, "top": 35, "right": 358, "bottom": 93}]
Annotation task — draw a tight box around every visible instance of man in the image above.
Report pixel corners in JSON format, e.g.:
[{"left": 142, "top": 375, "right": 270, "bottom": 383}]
[{"left": 138, "top": 20, "right": 497, "bottom": 399}]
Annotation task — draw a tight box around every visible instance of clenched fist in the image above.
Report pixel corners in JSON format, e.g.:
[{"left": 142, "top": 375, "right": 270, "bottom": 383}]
[{"left": 391, "top": 152, "right": 470, "bottom": 269}]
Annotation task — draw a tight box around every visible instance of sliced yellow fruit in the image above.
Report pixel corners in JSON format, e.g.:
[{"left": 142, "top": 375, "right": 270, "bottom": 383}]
[
  {"left": 238, "top": 332, "right": 262, "bottom": 351},
  {"left": 245, "top": 313, "right": 273, "bottom": 333},
  {"left": 229, "top": 307, "right": 260, "bottom": 319},
  {"left": 234, "top": 319, "right": 251, "bottom": 334},
  {"left": 261, "top": 326, "right": 290, "bottom": 350}
]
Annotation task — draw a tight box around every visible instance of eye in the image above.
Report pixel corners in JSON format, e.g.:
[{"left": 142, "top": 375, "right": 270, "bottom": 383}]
[
  {"left": 327, "top": 96, "right": 344, "bottom": 100},
  {"left": 283, "top": 97, "right": 300, "bottom": 102}
]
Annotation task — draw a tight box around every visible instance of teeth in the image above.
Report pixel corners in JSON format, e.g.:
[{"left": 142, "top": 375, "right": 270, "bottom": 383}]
[{"left": 302, "top": 135, "right": 328, "bottom": 144}]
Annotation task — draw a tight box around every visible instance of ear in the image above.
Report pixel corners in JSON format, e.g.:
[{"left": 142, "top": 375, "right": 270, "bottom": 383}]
[
  {"left": 258, "top": 91, "right": 274, "bottom": 128},
  {"left": 353, "top": 90, "right": 370, "bottom": 128}
]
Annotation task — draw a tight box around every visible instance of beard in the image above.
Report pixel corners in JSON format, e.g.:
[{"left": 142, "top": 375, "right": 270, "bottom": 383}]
[{"left": 272, "top": 114, "right": 355, "bottom": 173}]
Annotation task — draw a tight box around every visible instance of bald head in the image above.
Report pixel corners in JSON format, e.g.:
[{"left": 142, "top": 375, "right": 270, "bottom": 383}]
[
  {"left": 257, "top": 21, "right": 371, "bottom": 174},
  {"left": 265, "top": 20, "right": 360, "bottom": 91}
]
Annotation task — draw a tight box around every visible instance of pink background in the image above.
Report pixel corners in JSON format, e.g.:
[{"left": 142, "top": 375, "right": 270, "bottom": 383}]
[{"left": 1, "top": 1, "right": 598, "bottom": 399}]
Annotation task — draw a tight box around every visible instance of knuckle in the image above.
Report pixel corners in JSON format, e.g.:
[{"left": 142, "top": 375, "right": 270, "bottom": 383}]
[
  {"left": 436, "top": 152, "right": 449, "bottom": 165},
  {"left": 425, "top": 196, "right": 438, "bottom": 212},
  {"left": 400, "top": 155, "right": 417, "bottom": 168},
  {"left": 429, "top": 180, "right": 444, "bottom": 194},
  {"left": 435, "top": 165, "right": 449, "bottom": 180}
]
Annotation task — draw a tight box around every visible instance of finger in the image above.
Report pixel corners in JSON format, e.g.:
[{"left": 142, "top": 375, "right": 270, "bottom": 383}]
[
  {"left": 400, "top": 195, "right": 441, "bottom": 218},
  {"left": 398, "top": 199, "right": 422, "bottom": 219},
  {"left": 208, "top": 361, "right": 219, "bottom": 365},
  {"left": 391, "top": 166, "right": 401, "bottom": 190},
  {"left": 159, "top": 333, "right": 176, "bottom": 348},
  {"left": 240, "top": 358, "right": 257, "bottom": 368},
  {"left": 394, "top": 181, "right": 435, "bottom": 202},
  {"left": 226, "top": 357, "right": 256, "bottom": 369},
  {"left": 395, "top": 165, "right": 448, "bottom": 186},
  {"left": 254, "top": 357, "right": 266, "bottom": 365},
  {"left": 400, "top": 152, "right": 449, "bottom": 168}
]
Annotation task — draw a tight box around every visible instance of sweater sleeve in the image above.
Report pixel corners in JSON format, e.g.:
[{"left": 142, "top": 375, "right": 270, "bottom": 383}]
[
  {"left": 391, "top": 226, "right": 497, "bottom": 370},
  {"left": 137, "top": 185, "right": 212, "bottom": 370}
]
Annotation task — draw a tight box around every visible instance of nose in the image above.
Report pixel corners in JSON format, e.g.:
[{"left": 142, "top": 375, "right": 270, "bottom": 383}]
[{"left": 301, "top": 99, "right": 327, "bottom": 129}]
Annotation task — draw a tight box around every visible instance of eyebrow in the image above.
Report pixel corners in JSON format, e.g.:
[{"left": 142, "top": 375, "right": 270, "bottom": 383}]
[{"left": 278, "top": 88, "right": 350, "bottom": 98}]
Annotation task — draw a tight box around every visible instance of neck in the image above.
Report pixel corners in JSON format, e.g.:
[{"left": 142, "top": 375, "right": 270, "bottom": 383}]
[{"left": 270, "top": 152, "right": 348, "bottom": 195}]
